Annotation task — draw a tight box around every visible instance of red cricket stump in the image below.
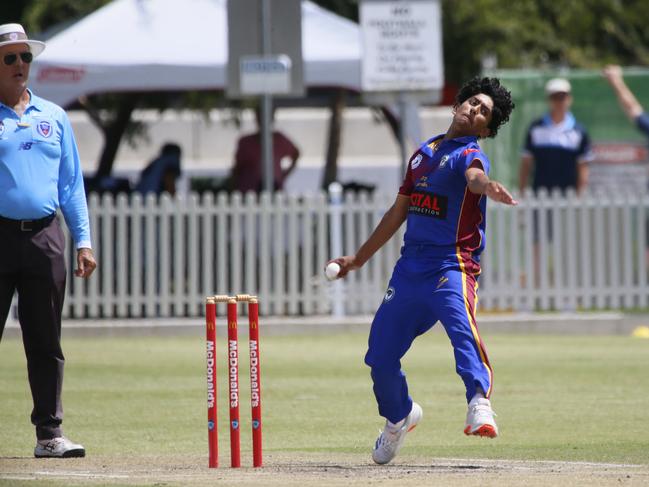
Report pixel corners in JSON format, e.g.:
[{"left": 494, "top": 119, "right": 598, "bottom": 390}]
[
  {"left": 205, "top": 297, "right": 218, "bottom": 468},
  {"left": 227, "top": 298, "right": 241, "bottom": 468},
  {"left": 206, "top": 294, "right": 262, "bottom": 469},
  {"left": 248, "top": 298, "right": 263, "bottom": 467}
]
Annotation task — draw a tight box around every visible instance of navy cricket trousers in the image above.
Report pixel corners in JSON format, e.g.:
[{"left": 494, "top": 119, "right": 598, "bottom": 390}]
[{"left": 364, "top": 246, "right": 493, "bottom": 424}]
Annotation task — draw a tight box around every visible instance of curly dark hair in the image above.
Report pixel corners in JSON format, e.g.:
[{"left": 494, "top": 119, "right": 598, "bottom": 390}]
[{"left": 455, "top": 77, "right": 515, "bottom": 138}]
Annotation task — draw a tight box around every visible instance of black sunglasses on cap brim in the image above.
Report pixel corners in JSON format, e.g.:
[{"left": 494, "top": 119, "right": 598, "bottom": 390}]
[{"left": 3, "top": 52, "right": 33, "bottom": 66}]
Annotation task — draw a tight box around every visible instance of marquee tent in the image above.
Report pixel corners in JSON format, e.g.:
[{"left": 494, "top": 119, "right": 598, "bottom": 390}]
[{"left": 29, "top": 0, "right": 362, "bottom": 107}]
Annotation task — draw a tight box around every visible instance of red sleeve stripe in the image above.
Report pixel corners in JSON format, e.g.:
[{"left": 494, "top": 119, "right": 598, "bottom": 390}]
[
  {"left": 398, "top": 159, "right": 414, "bottom": 196},
  {"left": 455, "top": 187, "right": 483, "bottom": 251}
]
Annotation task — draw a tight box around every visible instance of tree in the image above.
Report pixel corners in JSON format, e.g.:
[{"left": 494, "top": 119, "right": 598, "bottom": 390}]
[
  {"left": 22, "top": 0, "right": 111, "bottom": 34},
  {"left": 0, "top": 0, "right": 30, "bottom": 26},
  {"left": 312, "top": 0, "right": 358, "bottom": 21},
  {"left": 79, "top": 90, "right": 228, "bottom": 179},
  {"left": 313, "top": 1, "right": 649, "bottom": 85},
  {"left": 79, "top": 93, "right": 142, "bottom": 179},
  {"left": 441, "top": 0, "right": 649, "bottom": 85}
]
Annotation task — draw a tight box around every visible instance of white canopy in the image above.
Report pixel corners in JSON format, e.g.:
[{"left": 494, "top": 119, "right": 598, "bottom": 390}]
[{"left": 29, "top": 0, "right": 362, "bottom": 107}]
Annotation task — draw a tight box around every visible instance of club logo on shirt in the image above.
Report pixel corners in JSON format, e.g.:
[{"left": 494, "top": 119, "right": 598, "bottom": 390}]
[
  {"left": 37, "top": 120, "right": 52, "bottom": 138},
  {"left": 439, "top": 155, "right": 450, "bottom": 168},
  {"left": 408, "top": 191, "right": 448, "bottom": 219},
  {"left": 411, "top": 153, "right": 423, "bottom": 169},
  {"left": 0, "top": 121, "right": 4, "bottom": 137},
  {"left": 384, "top": 286, "right": 395, "bottom": 302}
]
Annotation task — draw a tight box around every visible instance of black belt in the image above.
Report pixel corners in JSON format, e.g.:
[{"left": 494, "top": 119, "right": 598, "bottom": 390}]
[{"left": 0, "top": 213, "right": 56, "bottom": 232}]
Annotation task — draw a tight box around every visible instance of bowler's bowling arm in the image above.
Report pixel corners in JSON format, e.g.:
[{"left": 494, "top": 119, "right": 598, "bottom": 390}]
[{"left": 337, "top": 194, "right": 409, "bottom": 276}]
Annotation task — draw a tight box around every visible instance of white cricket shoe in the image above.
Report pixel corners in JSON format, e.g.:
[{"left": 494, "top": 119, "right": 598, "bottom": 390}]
[
  {"left": 464, "top": 397, "right": 498, "bottom": 438},
  {"left": 34, "top": 437, "right": 86, "bottom": 458},
  {"left": 372, "top": 402, "right": 423, "bottom": 465}
]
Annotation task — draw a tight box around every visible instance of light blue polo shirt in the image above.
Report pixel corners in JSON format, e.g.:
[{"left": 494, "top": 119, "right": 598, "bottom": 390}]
[{"left": 0, "top": 89, "right": 91, "bottom": 249}]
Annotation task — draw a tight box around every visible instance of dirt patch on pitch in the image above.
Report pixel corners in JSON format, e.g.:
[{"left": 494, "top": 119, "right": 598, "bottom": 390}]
[{"left": 1, "top": 453, "right": 647, "bottom": 487}]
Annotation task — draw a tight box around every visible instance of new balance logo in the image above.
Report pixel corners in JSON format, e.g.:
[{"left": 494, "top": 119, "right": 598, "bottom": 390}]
[{"left": 19, "top": 142, "right": 33, "bottom": 150}]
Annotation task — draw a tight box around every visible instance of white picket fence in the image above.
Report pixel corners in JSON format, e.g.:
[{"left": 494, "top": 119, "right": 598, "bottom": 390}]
[{"left": 59, "top": 188, "right": 649, "bottom": 319}]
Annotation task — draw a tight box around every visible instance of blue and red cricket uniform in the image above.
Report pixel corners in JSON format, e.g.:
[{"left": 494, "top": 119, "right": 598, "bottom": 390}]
[{"left": 365, "top": 134, "right": 493, "bottom": 423}]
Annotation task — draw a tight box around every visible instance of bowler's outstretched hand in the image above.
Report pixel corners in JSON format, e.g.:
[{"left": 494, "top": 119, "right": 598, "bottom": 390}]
[
  {"left": 485, "top": 181, "right": 517, "bottom": 205},
  {"left": 466, "top": 166, "right": 517, "bottom": 206}
]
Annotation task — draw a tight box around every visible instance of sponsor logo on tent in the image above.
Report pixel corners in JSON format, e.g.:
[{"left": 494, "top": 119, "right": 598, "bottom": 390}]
[{"left": 37, "top": 66, "right": 86, "bottom": 83}]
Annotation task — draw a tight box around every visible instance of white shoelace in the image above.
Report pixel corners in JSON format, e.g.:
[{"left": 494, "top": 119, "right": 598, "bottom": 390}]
[
  {"left": 375, "top": 427, "right": 401, "bottom": 449},
  {"left": 471, "top": 404, "right": 497, "bottom": 417}
]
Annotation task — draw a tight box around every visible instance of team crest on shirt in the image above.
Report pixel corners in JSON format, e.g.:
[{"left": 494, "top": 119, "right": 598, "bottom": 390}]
[
  {"left": 37, "top": 120, "right": 53, "bottom": 138},
  {"left": 439, "top": 155, "right": 449, "bottom": 168},
  {"left": 0, "top": 121, "right": 4, "bottom": 137},
  {"left": 415, "top": 176, "right": 428, "bottom": 188},
  {"left": 411, "top": 153, "right": 423, "bottom": 169},
  {"left": 383, "top": 286, "right": 396, "bottom": 302}
]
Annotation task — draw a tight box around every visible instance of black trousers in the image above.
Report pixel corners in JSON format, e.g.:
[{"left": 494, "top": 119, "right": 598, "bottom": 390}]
[{"left": 0, "top": 216, "right": 67, "bottom": 440}]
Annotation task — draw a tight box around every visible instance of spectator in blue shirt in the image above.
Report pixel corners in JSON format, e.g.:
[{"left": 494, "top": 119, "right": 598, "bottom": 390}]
[
  {"left": 518, "top": 78, "right": 593, "bottom": 287},
  {"left": 519, "top": 78, "right": 593, "bottom": 196},
  {"left": 603, "top": 65, "right": 649, "bottom": 139},
  {"left": 135, "top": 143, "right": 182, "bottom": 196},
  {"left": 0, "top": 24, "right": 96, "bottom": 458}
]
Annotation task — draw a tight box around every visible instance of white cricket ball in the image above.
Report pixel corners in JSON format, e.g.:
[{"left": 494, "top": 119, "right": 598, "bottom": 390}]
[{"left": 325, "top": 262, "right": 341, "bottom": 281}]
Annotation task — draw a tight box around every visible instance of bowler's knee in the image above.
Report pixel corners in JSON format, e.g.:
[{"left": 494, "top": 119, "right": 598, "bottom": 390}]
[{"left": 365, "top": 352, "right": 400, "bottom": 375}]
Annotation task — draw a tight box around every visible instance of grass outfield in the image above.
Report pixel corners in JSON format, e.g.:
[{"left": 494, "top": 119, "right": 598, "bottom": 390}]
[{"left": 0, "top": 330, "right": 648, "bottom": 471}]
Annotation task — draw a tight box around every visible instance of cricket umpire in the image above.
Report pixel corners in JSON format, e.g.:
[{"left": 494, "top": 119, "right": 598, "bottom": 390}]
[{"left": 0, "top": 23, "right": 96, "bottom": 458}]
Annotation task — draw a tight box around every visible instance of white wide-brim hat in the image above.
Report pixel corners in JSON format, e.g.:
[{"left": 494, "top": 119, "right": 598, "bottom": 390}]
[
  {"left": 545, "top": 78, "right": 571, "bottom": 96},
  {"left": 0, "top": 23, "right": 46, "bottom": 58}
]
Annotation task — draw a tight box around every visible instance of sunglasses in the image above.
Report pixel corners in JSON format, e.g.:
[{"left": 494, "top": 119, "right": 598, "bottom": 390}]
[
  {"left": 3, "top": 52, "right": 33, "bottom": 66},
  {"left": 549, "top": 92, "right": 569, "bottom": 101}
]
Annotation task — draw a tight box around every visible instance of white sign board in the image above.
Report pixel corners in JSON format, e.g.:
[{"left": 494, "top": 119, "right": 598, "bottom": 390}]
[
  {"left": 240, "top": 55, "right": 292, "bottom": 95},
  {"left": 360, "top": 0, "right": 443, "bottom": 92}
]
